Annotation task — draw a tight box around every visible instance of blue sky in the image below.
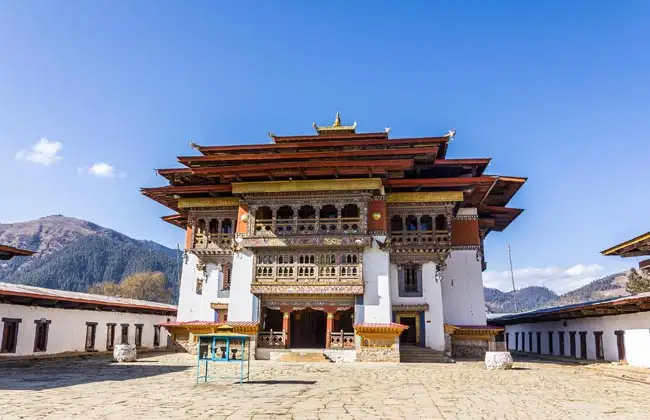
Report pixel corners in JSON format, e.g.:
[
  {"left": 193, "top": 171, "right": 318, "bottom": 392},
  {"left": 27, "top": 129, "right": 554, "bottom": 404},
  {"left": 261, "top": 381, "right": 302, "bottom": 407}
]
[{"left": 1, "top": 1, "right": 648, "bottom": 293}]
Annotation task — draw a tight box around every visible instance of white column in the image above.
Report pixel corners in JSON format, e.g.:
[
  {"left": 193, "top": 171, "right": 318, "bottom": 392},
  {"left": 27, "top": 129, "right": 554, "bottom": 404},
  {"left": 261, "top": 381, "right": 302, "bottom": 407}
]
[
  {"left": 423, "top": 262, "right": 445, "bottom": 351},
  {"left": 226, "top": 250, "right": 256, "bottom": 322},
  {"left": 177, "top": 253, "right": 221, "bottom": 322},
  {"left": 360, "top": 240, "right": 392, "bottom": 323},
  {"left": 441, "top": 250, "right": 486, "bottom": 326}
]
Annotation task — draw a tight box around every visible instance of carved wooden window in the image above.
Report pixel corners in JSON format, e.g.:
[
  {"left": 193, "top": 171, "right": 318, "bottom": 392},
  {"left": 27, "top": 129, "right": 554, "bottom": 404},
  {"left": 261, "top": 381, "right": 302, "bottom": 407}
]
[
  {"left": 594, "top": 331, "right": 604, "bottom": 360},
  {"left": 221, "top": 218, "right": 233, "bottom": 234},
  {"left": 222, "top": 263, "right": 232, "bottom": 290},
  {"left": 390, "top": 215, "right": 403, "bottom": 233},
  {"left": 33, "top": 319, "right": 50, "bottom": 353},
  {"left": 121, "top": 324, "right": 129, "bottom": 345},
  {"left": 297, "top": 205, "right": 316, "bottom": 233},
  {"left": 398, "top": 264, "right": 422, "bottom": 297},
  {"left": 135, "top": 324, "right": 143, "bottom": 348},
  {"left": 85, "top": 322, "right": 97, "bottom": 351},
  {"left": 276, "top": 206, "right": 294, "bottom": 234},
  {"left": 1, "top": 318, "right": 21, "bottom": 354},
  {"left": 154, "top": 325, "right": 161, "bottom": 347},
  {"left": 106, "top": 323, "right": 116, "bottom": 350},
  {"left": 405, "top": 216, "right": 418, "bottom": 232},
  {"left": 255, "top": 206, "right": 273, "bottom": 233},
  {"left": 420, "top": 215, "right": 433, "bottom": 232},
  {"left": 196, "top": 277, "right": 203, "bottom": 295}
]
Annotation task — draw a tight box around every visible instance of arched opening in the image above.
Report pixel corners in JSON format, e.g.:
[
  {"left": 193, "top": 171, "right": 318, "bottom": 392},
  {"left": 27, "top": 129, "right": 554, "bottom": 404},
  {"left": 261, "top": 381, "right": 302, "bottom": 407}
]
[
  {"left": 419, "top": 215, "right": 433, "bottom": 231},
  {"left": 341, "top": 204, "right": 360, "bottom": 231},
  {"left": 220, "top": 219, "right": 232, "bottom": 234},
  {"left": 435, "top": 214, "right": 447, "bottom": 231},
  {"left": 390, "top": 215, "right": 403, "bottom": 232},
  {"left": 276, "top": 206, "right": 294, "bottom": 233},
  {"left": 319, "top": 205, "right": 338, "bottom": 232},
  {"left": 297, "top": 205, "right": 316, "bottom": 232},
  {"left": 255, "top": 206, "right": 272, "bottom": 232},
  {"left": 406, "top": 215, "right": 418, "bottom": 232}
]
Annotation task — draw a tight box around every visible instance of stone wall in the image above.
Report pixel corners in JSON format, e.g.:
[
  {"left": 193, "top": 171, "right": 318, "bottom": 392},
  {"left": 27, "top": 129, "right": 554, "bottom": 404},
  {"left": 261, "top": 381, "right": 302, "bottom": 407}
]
[
  {"left": 452, "top": 339, "right": 488, "bottom": 359},
  {"left": 356, "top": 346, "right": 399, "bottom": 363}
]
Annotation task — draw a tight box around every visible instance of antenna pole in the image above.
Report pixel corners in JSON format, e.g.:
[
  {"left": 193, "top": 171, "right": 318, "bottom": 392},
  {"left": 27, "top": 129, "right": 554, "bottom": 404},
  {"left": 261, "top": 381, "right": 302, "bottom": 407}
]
[{"left": 508, "top": 244, "right": 519, "bottom": 313}]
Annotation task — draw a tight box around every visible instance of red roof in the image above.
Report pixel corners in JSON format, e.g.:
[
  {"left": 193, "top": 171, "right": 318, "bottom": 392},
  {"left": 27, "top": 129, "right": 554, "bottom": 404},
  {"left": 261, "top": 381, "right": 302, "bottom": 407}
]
[
  {"left": 0, "top": 282, "right": 177, "bottom": 314},
  {"left": 0, "top": 244, "right": 35, "bottom": 258}
]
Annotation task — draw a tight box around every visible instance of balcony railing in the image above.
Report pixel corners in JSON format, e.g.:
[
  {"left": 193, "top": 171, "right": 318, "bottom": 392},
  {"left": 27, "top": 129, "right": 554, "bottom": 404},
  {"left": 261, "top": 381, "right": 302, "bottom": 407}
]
[
  {"left": 257, "top": 330, "right": 286, "bottom": 348},
  {"left": 330, "top": 331, "right": 355, "bottom": 349},
  {"left": 391, "top": 230, "right": 450, "bottom": 246},
  {"left": 193, "top": 233, "right": 233, "bottom": 249},
  {"left": 254, "top": 217, "right": 363, "bottom": 236}
]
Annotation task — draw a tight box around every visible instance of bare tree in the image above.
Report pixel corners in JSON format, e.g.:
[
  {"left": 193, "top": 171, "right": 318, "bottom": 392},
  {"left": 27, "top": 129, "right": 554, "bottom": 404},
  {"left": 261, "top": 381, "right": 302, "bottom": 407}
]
[{"left": 87, "top": 272, "right": 172, "bottom": 303}]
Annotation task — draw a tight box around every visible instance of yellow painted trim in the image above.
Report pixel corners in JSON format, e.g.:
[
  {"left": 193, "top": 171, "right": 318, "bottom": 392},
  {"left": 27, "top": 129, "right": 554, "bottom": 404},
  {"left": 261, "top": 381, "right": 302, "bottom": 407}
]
[
  {"left": 232, "top": 178, "right": 382, "bottom": 194},
  {"left": 601, "top": 232, "right": 650, "bottom": 256},
  {"left": 396, "top": 312, "right": 420, "bottom": 345},
  {"left": 178, "top": 197, "right": 240, "bottom": 209},
  {"left": 386, "top": 191, "right": 463, "bottom": 203}
]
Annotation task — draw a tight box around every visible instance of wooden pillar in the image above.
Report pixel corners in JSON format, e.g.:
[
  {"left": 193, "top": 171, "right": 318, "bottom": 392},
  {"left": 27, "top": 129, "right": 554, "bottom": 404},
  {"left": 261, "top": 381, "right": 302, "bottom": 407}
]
[
  {"left": 325, "top": 312, "right": 334, "bottom": 349},
  {"left": 282, "top": 312, "right": 290, "bottom": 349}
]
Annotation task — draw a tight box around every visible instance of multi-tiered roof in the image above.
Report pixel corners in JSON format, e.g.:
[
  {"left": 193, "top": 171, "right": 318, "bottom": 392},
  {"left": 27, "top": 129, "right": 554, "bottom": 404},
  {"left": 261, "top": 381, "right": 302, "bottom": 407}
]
[{"left": 142, "top": 114, "right": 526, "bottom": 236}]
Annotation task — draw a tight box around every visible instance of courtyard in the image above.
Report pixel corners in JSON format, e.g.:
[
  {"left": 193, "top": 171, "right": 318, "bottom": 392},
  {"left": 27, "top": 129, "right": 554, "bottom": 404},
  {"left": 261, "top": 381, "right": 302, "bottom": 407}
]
[{"left": 0, "top": 353, "right": 648, "bottom": 420}]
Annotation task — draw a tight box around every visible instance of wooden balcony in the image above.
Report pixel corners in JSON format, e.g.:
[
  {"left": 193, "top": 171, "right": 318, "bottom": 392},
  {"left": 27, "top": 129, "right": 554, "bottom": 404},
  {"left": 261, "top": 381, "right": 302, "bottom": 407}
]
[
  {"left": 254, "top": 217, "right": 364, "bottom": 236},
  {"left": 329, "top": 331, "right": 355, "bottom": 349},
  {"left": 390, "top": 230, "right": 450, "bottom": 247},
  {"left": 257, "top": 330, "right": 286, "bottom": 348},
  {"left": 192, "top": 233, "right": 233, "bottom": 255}
]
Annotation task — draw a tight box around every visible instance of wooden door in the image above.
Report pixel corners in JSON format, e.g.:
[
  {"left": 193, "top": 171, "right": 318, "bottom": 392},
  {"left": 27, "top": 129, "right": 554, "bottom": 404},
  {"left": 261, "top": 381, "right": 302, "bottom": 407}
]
[{"left": 615, "top": 331, "right": 625, "bottom": 362}]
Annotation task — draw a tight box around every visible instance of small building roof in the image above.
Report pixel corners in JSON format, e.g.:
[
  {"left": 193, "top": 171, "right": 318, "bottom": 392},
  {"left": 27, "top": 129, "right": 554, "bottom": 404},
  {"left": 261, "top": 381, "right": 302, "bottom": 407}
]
[
  {"left": 0, "top": 282, "right": 177, "bottom": 315},
  {"left": 0, "top": 244, "right": 35, "bottom": 260},
  {"left": 601, "top": 232, "right": 650, "bottom": 257},
  {"left": 489, "top": 292, "right": 650, "bottom": 326}
]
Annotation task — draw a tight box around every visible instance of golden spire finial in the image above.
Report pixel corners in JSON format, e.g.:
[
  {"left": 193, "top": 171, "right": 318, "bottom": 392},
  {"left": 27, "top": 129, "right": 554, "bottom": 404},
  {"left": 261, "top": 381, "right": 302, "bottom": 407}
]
[{"left": 333, "top": 112, "right": 341, "bottom": 127}]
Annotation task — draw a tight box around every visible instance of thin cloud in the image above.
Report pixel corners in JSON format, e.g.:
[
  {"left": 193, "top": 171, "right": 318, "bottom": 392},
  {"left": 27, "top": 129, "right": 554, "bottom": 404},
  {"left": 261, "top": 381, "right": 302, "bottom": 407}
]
[
  {"left": 483, "top": 264, "right": 604, "bottom": 294},
  {"left": 78, "top": 162, "right": 125, "bottom": 178},
  {"left": 15, "top": 138, "right": 63, "bottom": 166}
]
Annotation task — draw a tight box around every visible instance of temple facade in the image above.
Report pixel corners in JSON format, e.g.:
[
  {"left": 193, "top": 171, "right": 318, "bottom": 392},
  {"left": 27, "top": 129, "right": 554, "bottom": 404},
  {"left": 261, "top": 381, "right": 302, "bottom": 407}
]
[{"left": 143, "top": 115, "right": 525, "bottom": 361}]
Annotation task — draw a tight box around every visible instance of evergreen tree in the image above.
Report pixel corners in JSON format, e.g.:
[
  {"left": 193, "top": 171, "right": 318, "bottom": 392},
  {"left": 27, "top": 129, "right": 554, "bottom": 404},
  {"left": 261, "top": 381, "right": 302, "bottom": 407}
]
[{"left": 626, "top": 268, "right": 650, "bottom": 294}]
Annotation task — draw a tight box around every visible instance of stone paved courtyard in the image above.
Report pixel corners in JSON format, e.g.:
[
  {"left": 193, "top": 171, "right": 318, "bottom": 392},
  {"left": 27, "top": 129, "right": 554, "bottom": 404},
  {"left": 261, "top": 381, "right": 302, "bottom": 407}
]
[{"left": 0, "top": 353, "right": 648, "bottom": 420}]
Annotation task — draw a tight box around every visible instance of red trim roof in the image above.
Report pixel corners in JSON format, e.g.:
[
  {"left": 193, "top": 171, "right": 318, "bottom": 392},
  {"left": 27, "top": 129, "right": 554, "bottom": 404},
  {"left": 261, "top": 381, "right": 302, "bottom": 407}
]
[
  {"left": 0, "top": 282, "right": 177, "bottom": 313},
  {"left": 0, "top": 245, "right": 35, "bottom": 257}
]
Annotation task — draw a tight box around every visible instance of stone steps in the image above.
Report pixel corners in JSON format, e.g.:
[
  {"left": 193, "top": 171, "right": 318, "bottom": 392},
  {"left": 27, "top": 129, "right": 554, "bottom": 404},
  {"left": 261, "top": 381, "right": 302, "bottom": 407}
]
[{"left": 399, "top": 346, "right": 453, "bottom": 363}]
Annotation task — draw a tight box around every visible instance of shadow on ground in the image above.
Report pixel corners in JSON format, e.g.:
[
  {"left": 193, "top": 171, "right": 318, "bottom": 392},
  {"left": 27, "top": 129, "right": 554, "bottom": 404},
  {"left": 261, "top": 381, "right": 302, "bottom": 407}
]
[
  {"left": 0, "top": 356, "right": 189, "bottom": 391},
  {"left": 247, "top": 380, "right": 317, "bottom": 385}
]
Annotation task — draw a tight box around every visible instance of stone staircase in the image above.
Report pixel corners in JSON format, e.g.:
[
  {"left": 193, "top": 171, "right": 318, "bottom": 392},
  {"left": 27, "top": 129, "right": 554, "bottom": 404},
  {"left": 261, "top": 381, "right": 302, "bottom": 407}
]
[
  {"left": 399, "top": 345, "right": 453, "bottom": 363},
  {"left": 276, "top": 350, "right": 331, "bottom": 363}
]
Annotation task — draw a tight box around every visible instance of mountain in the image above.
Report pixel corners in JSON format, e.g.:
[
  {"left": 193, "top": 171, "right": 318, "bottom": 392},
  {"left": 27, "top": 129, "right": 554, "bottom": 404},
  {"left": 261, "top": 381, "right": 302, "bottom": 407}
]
[
  {"left": 485, "top": 271, "right": 630, "bottom": 313},
  {"left": 485, "top": 286, "right": 558, "bottom": 313},
  {"left": 0, "top": 215, "right": 180, "bottom": 301}
]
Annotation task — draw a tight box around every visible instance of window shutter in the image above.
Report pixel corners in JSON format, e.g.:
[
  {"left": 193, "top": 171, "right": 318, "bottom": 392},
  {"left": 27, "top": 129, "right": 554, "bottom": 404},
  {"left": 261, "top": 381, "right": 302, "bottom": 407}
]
[{"left": 417, "top": 265, "right": 423, "bottom": 293}]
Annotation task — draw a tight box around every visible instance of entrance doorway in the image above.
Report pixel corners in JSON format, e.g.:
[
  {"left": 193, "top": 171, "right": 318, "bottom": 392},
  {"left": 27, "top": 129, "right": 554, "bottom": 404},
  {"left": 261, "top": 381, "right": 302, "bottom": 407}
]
[
  {"left": 290, "top": 308, "right": 326, "bottom": 348},
  {"left": 615, "top": 330, "right": 626, "bottom": 362},
  {"left": 400, "top": 317, "right": 417, "bottom": 345}
]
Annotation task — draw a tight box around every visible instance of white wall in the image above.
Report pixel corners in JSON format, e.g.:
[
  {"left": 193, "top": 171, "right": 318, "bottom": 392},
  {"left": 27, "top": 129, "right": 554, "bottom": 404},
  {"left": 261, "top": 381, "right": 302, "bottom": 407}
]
[
  {"left": 389, "top": 262, "right": 445, "bottom": 350},
  {"left": 0, "top": 303, "right": 172, "bottom": 357},
  {"left": 177, "top": 253, "right": 229, "bottom": 322},
  {"left": 441, "top": 250, "right": 486, "bottom": 326},
  {"left": 226, "top": 250, "right": 257, "bottom": 322},
  {"left": 357, "top": 241, "right": 391, "bottom": 323},
  {"left": 625, "top": 329, "right": 650, "bottom": 368},
  {"left": 503, "top": 311, "right": 650, "bottom": 367}
]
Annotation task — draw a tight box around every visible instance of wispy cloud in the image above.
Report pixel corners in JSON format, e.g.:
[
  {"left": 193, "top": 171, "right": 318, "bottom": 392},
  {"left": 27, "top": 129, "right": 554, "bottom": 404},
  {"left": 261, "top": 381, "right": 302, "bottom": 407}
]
[
  {"left": 15, "top": 138, "right": 63, "bottom": 166},
  {"left": 78, "top": 162, "right": 125, "bottom": 178},
  {"left": 483, "top": 264, "right": 604, "bottom": 294}
]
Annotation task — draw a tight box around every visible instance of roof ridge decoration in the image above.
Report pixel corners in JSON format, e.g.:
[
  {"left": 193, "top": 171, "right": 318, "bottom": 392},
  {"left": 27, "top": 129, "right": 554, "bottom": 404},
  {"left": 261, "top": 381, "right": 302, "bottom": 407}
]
[{"left": 313, "top": 112, "right": 357, "bottom": 135}]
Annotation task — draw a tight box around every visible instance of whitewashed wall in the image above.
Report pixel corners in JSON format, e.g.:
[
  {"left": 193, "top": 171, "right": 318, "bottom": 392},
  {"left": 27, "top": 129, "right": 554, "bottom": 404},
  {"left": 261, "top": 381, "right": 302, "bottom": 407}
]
[
  {"left": 503, "top": 311, "right": 650, "bottom": 367},
  {"left": 357, "top": 241, "right": 391, "bottom": 323},
  {"left": 624, "top": 329, "right": 650, "bottom": 368},
  {"left": 441, "top": 250, "right": 486, "bottom": 326},
  {"left": 177, "top": 253, "right": 230, "bottom": 322},
  {"left": 0, "top": 303, "right": 172, "bottom": 357},
  {"left": 226, "top": 250, "right": 257, "bottom": 322},
  {"left": 389, "top": 262, "right": 445, "bottom": 350}
]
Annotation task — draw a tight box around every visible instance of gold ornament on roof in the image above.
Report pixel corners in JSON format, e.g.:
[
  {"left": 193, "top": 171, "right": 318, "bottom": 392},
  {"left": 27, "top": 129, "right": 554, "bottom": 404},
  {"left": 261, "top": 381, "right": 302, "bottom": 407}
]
[{"left": 313, "top": 112, "right": 357, "bottom": 135}]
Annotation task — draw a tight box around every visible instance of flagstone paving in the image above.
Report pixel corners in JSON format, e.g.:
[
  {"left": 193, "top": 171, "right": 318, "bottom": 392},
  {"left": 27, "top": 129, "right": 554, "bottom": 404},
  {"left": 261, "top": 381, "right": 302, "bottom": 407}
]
[{"left": 0, "top": 353, "right": 648, "bottom": 420}]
